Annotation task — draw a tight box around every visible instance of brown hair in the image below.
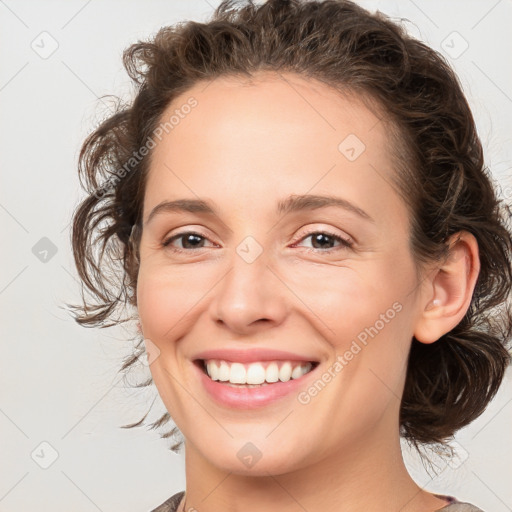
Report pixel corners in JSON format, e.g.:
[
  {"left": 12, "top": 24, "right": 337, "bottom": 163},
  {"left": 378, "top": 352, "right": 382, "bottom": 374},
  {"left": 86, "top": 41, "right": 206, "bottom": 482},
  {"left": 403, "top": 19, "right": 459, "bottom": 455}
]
[{"left": 69, "top": 0, "right": 512, "bottom": 453}]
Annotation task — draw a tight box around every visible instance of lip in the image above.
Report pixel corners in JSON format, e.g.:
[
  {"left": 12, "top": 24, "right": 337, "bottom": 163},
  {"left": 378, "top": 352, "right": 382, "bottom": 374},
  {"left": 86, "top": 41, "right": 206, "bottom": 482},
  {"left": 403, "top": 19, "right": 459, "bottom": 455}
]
[
  {"left": 193, "top": 348, "right": 319, "bottom": 364},
  {"left": 192, "top": 357, "right": 321, "bottom": 409}
]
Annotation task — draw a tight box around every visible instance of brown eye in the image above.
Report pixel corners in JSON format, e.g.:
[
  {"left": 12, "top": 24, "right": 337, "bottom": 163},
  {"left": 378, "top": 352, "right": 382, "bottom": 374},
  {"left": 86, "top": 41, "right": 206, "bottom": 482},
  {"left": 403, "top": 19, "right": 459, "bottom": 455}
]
[
  {"left": 294, "top": 230, "right": 353, "bottom": 251},
  {"left": 162, "top": 232, "right": 213, "bottom": 251}
]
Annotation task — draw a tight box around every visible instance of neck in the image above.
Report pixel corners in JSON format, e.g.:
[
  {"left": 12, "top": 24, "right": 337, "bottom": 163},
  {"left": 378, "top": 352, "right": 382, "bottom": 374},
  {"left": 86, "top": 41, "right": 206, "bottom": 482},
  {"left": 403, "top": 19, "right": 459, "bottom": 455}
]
[{"left": 180, "top": 419, "right": 448, "bottom": 512}]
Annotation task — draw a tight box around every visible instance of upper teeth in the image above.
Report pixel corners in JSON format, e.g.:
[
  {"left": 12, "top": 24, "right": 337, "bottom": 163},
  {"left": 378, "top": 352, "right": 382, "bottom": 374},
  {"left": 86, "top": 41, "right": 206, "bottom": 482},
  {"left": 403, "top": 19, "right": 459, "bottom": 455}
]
[{"left": 204, "top": 360, "right": 313, "bottom": 384}]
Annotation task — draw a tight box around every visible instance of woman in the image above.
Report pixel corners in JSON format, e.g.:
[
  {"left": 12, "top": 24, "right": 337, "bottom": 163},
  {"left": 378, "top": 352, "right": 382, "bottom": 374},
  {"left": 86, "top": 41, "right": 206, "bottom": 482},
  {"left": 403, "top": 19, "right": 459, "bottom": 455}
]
[{"left": 69, "top": 1, "right": 512, "bottom": 510}]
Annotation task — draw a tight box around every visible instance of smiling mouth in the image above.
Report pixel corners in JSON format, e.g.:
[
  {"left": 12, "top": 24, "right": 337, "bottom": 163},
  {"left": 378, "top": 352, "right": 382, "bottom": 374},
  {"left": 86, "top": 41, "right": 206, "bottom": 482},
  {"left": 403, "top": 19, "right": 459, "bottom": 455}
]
[{"left": 194, "top": 359, "right": 320, "bottom": 387}]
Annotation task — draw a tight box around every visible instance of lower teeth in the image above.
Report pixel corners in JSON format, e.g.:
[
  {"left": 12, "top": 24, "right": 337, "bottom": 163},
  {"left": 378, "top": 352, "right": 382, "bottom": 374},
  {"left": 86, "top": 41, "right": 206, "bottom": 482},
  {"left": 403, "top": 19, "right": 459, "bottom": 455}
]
[{"left": 224, "top": 382, "right": 271, "bottom": 388}]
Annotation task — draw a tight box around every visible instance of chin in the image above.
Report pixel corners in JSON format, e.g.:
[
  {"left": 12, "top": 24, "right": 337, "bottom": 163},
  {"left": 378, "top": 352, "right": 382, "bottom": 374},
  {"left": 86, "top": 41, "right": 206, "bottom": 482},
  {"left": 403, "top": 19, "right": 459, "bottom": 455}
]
[{"left": 194, "top": 436, "right": 313, "bottom": 477}]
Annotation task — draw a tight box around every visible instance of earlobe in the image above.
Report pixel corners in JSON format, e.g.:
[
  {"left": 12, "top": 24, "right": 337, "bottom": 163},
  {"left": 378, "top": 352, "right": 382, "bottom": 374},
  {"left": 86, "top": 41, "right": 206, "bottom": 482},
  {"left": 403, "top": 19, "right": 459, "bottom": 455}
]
[{"left": 414, "top": 231, "right": 480, "bottom": 344}]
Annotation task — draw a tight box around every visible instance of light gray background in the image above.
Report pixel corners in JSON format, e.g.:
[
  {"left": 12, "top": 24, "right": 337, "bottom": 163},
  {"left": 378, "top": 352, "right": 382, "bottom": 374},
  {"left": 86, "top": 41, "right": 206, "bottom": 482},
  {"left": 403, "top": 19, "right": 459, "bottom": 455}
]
[{"left": 1, "top": 1, "right": 511, "bottom": 511}]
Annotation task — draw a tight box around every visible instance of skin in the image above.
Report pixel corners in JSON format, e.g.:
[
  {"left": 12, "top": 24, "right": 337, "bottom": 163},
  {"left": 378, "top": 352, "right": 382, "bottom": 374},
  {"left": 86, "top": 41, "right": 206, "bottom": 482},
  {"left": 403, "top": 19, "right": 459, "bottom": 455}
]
[{"left": 136, "top": 72, "right": 480, "bottom": 512}]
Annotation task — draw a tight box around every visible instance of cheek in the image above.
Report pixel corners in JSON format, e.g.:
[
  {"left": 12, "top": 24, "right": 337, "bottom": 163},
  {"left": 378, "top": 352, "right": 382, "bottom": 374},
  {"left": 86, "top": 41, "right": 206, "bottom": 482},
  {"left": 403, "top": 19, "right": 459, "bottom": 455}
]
[
  {"left": 283, "top": 262, "right": 404, "bottom": 340},
  {"left": 137, "top": 269, "right": 174, "bottom": 335},
  {"left": 287, "top": 255, "right": 415, "bottom": 382},
  {"left": 136, "top": 262, "right": 217, "bottom": 340}
]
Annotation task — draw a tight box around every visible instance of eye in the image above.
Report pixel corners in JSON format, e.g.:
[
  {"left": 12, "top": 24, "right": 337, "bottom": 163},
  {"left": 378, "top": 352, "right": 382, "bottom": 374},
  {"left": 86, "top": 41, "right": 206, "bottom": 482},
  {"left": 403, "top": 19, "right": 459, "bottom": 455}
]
[
  {"left": 161, "top": 229, "right": 352, "bottom": 254},
  {"left": 162, "top": 231, "right": 216, "bottom": 252},
  {"left": 292, "top": 230, "right": 353, "bottom": 252}
]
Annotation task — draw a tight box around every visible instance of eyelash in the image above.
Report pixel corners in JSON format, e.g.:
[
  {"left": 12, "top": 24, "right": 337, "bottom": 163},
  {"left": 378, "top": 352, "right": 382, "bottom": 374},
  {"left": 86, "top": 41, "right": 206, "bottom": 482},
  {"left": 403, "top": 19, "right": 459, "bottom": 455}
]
[
  {"left": 292, "top": 229, "right": 353, "bottom": 252},
  {"left": 161, "top": 229, "right": 353, "bottom": 254}
]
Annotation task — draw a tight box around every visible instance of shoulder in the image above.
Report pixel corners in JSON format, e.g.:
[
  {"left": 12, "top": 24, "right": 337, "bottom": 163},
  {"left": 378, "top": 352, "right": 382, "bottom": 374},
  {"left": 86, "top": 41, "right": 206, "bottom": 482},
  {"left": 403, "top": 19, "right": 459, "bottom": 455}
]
[
  {"left": 442, "top": 505, "right": 484, "bottom": 512},
  {"left": 149, "top": 491, "right": 484, "bottom": 512},
  {"left": 149, "top": 491, "right": 185, "bottom": 512},
  {"left": 437, "top": 498, "right": 484, "bottom": 511}
]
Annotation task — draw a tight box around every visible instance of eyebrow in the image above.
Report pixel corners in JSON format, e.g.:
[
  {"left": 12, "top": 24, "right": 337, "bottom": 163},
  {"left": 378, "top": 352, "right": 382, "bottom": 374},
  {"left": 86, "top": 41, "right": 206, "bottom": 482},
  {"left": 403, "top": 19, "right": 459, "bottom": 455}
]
[{"left": 144, "top": 193, "right": 374, "bottom": 226}]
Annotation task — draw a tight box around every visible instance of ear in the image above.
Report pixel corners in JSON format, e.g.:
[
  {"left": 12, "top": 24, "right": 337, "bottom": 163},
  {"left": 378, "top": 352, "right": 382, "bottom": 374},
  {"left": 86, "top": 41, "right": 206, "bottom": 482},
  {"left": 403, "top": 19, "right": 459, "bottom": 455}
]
[{"left": 413, "top": 231, "right": 480, "bottom": 344}]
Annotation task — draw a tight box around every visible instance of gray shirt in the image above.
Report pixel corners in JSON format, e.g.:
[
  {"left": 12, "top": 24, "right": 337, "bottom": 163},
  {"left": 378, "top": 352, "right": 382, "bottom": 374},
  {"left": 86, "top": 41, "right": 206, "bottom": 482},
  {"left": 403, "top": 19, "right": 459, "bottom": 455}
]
[{"left": 149, "top": 491, "right": 484, "bottom": 511}]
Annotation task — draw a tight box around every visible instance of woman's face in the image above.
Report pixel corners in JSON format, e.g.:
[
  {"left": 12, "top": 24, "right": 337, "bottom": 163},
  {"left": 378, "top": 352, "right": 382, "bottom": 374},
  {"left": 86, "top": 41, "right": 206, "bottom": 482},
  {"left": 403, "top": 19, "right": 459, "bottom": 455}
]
[{"left": 137, "top": 72, "right": 425, "bottom": 475}]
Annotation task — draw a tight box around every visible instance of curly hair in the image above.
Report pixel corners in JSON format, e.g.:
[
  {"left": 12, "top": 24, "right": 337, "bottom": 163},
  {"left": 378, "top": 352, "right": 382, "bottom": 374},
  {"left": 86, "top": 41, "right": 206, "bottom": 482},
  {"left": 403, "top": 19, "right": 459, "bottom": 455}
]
[{"left": 69, "top": 0, "right": 512, "bottom": 453}]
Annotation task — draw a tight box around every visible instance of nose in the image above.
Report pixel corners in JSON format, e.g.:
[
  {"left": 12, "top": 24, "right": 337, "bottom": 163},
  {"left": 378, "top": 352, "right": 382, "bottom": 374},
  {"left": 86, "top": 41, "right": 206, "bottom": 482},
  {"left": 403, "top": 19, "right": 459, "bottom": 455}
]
[{"left": 210, "top": 246, "right": 288, "bottom": 335}]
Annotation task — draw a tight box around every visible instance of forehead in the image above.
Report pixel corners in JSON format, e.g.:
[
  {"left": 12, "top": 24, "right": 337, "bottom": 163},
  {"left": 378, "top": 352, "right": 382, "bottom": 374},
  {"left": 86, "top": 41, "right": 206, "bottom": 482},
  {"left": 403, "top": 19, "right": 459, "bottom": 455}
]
[
  {"left": 143, "top": 72, "right": 403, "bottom": 226},
  {"left": 153, "top": 71, "right": 388, "bottom": 155}
]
